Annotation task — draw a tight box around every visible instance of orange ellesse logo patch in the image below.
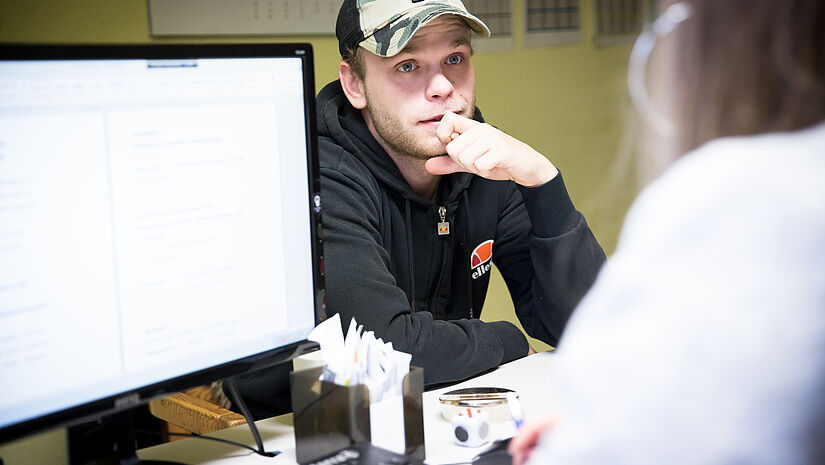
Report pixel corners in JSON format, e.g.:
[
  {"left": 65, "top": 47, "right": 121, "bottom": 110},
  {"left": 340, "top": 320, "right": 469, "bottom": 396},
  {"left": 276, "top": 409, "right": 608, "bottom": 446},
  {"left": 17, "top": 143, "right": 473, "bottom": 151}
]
[{"left": 470, "top": 240, "right": 493, "bottom": 279}]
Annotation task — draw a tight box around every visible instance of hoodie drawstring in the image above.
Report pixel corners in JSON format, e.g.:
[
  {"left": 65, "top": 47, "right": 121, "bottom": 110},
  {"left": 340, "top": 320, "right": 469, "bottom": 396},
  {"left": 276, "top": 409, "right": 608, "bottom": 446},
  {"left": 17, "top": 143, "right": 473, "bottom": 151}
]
[
  {"left": 462, "top": 190, "right": 474, "bottom": 319},
  {"left": 405, "top": 199, "right": 416, "bottom": 312}
]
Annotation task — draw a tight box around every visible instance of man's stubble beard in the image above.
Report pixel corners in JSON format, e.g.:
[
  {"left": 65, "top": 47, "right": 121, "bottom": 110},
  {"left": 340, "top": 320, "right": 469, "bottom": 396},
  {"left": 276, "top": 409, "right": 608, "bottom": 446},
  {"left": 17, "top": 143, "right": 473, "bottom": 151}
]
[{"left": 365, "top": 87, "right": 476, "bottom": 162}]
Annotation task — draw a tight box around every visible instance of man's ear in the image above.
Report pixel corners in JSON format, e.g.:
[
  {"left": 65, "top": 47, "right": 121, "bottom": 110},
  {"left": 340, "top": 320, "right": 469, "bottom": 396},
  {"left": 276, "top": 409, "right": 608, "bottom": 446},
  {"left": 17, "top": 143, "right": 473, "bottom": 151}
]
[{"left": 339, "top": 61, "right": 367, "bottom": 110}]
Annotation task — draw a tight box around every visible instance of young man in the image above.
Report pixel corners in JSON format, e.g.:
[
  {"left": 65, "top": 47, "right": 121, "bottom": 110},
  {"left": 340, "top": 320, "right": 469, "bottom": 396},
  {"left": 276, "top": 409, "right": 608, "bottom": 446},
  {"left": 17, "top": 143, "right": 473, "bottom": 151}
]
[
  {"left": 234, "top": 0, "right": 604, "bottom": 419},
  {"left": 319, "top": 0, "right": 605, "bottom": 384}
]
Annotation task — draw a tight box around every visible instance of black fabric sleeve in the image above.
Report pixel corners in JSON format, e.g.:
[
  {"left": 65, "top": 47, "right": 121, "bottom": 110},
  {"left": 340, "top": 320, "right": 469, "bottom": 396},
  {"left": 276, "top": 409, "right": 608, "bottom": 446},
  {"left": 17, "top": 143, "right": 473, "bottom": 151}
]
[
  {"left": 493, "top": 173, "right": 606, "bottom": 347},
  {"left": 321, "top": 145, "right": 528, "bottom": 386}
]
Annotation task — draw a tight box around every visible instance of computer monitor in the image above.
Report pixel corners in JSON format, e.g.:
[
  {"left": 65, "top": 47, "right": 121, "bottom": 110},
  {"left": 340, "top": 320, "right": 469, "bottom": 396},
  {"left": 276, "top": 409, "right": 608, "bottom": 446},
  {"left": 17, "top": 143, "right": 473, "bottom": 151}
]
[{"left": 0, "top": 44, "right": 324, "bottom": 450}]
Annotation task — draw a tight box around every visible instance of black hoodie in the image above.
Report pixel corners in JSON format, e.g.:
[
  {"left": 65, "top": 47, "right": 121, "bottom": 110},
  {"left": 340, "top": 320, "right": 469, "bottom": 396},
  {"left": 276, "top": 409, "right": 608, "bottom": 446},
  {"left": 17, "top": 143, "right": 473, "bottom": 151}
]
[{"left": 317, "top": 80, "right": 606, "bottom": 385}]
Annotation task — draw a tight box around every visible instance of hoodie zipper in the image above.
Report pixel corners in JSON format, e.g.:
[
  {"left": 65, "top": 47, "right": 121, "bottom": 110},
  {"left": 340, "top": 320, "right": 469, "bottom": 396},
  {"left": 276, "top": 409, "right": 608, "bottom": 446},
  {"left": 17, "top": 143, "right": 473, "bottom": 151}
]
[
  {"left": 437, "top": 206, "right": 450, "bottom": 236},
  {"left": 427, "top": 205, "right": 451, "bottom": 314}
]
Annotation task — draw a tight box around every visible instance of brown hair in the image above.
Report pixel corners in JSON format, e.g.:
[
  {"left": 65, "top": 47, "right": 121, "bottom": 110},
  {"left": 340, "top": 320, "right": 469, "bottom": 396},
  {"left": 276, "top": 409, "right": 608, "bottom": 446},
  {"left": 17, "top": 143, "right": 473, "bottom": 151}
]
[
  {"left": 661, "top": 0, "right": 825, "bottom": 155},
  {"left": 343, "top": 47, "right": 366, "bottom": 80}
]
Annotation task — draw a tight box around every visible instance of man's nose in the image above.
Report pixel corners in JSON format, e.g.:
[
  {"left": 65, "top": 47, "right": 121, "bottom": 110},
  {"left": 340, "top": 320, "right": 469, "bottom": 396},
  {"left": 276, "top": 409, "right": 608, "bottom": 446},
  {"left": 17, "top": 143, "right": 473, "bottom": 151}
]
[{"left": 425, "top": 70, "right": 454, "bottom": 101}]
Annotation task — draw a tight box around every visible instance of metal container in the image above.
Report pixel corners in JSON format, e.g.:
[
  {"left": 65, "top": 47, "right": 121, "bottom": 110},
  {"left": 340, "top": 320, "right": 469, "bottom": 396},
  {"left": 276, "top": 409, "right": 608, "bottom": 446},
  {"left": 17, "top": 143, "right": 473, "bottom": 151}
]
[{"left": 438, "top": 387, "right": 519, "bottom": 423}]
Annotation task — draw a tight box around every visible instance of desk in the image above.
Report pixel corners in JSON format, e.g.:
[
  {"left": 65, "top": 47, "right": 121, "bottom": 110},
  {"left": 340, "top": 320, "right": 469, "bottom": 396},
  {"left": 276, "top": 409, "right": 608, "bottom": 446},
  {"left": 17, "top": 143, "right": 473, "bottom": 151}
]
[{"left": 138, "top": 352, "right": 556, "bottom": 464}]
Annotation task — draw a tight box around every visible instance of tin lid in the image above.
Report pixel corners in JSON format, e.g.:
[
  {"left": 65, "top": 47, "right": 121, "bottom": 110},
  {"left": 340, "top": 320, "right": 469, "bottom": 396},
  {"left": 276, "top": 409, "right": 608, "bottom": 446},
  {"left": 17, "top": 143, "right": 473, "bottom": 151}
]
[{"left": 438, "top": 387, "right": 518, "bottom": 403}]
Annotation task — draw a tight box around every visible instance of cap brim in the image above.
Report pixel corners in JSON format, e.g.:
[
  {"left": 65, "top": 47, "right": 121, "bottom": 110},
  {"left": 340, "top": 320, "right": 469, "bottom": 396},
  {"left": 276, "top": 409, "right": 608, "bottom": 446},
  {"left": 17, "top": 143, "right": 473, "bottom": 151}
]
[{"left": 360, "top": 9, "right": 491, "bottom": 57}]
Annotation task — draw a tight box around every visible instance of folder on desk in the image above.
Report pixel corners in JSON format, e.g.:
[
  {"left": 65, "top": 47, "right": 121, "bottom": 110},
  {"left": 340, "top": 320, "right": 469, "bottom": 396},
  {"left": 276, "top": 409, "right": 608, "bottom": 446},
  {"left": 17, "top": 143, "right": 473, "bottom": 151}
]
[{"left": 291, "top": 365, "right": 425, "bottom": 464}]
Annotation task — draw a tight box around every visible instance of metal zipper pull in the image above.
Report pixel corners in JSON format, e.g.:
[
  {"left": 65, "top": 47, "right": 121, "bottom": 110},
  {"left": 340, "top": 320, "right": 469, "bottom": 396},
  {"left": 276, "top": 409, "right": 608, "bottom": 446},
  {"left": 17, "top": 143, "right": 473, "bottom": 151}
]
[{"left": 437, "top": 205, "right": 450, "bottom": 236}]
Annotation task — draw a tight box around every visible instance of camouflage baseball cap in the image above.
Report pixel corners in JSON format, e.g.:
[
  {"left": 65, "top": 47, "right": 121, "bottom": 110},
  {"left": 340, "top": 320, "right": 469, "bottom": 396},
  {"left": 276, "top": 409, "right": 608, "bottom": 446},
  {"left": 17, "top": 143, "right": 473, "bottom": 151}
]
[{"left": 336, "top": 0, "right": 491, "bottom": 58}]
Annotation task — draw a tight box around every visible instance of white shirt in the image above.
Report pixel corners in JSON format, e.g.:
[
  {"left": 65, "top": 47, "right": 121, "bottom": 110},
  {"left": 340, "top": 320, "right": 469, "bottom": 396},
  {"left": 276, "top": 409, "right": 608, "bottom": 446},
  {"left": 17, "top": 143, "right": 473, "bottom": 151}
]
[{"left": 531, "top": 122, "right": 825, "bottom": 464}]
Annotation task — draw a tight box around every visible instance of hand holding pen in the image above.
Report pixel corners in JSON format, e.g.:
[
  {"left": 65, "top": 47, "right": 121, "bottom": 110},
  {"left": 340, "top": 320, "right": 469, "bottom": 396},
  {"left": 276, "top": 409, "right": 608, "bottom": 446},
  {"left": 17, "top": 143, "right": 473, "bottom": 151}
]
[{"left": 507, "top": 415, "right": 556, "bottom": 465}]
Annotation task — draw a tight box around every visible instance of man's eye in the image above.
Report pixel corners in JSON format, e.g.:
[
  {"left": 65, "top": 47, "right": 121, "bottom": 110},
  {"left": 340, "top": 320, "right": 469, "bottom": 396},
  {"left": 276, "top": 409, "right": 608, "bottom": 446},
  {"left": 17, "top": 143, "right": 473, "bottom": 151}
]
[
  {"left": 446, "top": 55, "right": 462, "bottom": 65},
  {"left": 398, "top": 62, "right": 416, "bottom": 73}
]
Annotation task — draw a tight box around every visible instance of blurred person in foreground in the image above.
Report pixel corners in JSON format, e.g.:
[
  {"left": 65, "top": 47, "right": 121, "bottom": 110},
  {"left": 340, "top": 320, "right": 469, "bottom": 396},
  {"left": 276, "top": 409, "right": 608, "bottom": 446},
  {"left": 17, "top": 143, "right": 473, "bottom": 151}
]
[{"left": 500, "top": 0, "right": 825, "bottom": 464}]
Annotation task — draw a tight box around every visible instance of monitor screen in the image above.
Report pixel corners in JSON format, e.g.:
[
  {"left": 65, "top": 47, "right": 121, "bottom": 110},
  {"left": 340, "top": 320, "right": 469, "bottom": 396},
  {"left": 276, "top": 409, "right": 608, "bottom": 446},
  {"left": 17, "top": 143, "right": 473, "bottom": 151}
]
[{"left": 0, "top": 44, "right": 324, "bottom": 444}]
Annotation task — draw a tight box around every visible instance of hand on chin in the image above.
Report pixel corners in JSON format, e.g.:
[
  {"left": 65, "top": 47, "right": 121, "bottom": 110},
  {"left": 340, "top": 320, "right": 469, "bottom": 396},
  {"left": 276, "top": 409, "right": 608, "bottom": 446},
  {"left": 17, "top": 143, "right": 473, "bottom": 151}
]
[{"left": 425, "top": 155, "right": 461, "bottom": 175}]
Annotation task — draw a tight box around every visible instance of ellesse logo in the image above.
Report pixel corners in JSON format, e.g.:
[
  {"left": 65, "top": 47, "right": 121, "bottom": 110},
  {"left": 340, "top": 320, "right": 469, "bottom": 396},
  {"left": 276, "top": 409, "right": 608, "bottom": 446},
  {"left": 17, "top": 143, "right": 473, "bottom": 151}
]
[{"left": 470, "top": 240, "right": 493, "bottom": 280}]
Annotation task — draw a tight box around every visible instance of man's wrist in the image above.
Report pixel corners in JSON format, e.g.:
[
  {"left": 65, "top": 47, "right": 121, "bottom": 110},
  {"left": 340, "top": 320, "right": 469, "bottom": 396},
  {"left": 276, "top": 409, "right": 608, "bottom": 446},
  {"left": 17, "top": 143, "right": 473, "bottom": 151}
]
[
  {"left": 487, "top": 321, "right": 530, "bottom": 364},
  {"left": 520, "top": 160, "right": 559, "bottom": 188},
  {"left": 535, "top": 164, "right": 560, "bottom": 187},
  {"left": 518, "top": 172, "right": 579, "bottom": 237}
]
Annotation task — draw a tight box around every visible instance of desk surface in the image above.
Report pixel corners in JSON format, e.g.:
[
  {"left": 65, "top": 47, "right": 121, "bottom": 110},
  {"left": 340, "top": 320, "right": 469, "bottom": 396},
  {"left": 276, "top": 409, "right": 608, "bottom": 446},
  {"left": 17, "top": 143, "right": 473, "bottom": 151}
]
[{"left": 138, "top": 351, "right": 556, "bottom": 465}]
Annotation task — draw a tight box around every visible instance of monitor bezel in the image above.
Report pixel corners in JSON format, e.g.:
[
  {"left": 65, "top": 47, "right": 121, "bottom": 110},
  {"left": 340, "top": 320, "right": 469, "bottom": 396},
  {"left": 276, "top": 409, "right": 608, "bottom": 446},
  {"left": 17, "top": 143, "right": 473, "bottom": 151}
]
[{"left": 0, "top": 43, "right": 325, "bottom": 445}]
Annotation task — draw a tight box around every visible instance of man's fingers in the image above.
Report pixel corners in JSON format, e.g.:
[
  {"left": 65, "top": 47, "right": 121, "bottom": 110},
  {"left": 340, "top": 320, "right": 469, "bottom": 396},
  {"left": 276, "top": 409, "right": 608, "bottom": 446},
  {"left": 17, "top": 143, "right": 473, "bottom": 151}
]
[
  {"left": 435, "top": 113, "right": 457, "bottom": 144},
  {"left": 444, "top": 122, "right": 483, "bottom": 156},
  {"left": 453, "top": 138, "right": 490, "bottom": 172},
  {"left": 436, "top": 111, "right": 479, "bottom": 144},
  {"left": 447, "top": 133, "right": 512, "bottom": 180}
]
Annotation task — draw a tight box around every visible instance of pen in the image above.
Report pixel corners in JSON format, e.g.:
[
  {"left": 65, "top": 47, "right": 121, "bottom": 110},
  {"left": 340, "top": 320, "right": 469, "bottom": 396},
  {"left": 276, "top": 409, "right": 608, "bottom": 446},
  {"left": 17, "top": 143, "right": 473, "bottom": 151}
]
[{"left": 507, "top": 394, "right": 524, "bottom": 429}]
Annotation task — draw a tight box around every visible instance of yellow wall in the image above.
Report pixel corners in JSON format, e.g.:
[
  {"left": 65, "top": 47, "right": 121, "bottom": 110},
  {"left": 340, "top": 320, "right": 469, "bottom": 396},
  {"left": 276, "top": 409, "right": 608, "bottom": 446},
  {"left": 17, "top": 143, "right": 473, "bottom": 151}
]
[{"left": 0, "top": 1, "right": 635, "bottom": 459}]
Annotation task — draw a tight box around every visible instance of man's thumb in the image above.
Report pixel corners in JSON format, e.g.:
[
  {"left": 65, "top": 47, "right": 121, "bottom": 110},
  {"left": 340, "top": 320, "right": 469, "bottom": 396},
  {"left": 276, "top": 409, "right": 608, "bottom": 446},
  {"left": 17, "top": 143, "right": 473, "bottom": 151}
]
[{"left": 425, "top": 155, "right": 463, "bottom": 175}]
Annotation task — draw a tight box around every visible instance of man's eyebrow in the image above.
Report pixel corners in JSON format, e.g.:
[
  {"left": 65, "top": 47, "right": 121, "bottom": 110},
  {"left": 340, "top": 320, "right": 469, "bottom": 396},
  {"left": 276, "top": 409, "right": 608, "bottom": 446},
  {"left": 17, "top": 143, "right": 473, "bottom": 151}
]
[
  {"left": 452, "top": 36, "right": 472, "bottom": 49},
  {"left": 399, "top": 36, "right": 472, "bottom": 56}
]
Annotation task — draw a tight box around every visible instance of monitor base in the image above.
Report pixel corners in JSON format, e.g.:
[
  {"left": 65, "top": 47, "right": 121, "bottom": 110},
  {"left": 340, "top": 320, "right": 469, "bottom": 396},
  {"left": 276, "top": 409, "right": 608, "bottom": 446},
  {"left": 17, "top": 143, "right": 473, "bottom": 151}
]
[{"left": 67, "top": 410, "right": 185, "bottom": 465}]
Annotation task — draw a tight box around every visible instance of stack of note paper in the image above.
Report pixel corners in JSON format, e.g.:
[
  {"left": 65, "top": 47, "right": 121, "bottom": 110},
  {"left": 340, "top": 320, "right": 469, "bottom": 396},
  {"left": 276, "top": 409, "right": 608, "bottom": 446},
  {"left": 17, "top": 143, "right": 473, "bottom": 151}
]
[{"left": 308, "top": 313, "right": 412, "bottom": 403}]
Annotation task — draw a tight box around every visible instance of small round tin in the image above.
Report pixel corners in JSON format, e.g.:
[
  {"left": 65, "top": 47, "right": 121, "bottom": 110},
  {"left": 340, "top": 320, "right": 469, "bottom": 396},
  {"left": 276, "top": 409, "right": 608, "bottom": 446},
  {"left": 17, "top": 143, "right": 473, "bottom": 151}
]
[{"left": 438, "top": 387, "right": 519, "bottom": 423}]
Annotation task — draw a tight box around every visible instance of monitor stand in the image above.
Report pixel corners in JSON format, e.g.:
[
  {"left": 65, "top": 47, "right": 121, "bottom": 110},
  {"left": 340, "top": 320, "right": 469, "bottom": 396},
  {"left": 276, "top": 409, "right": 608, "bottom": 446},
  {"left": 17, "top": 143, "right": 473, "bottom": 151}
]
[
  {"left": 66, "top": 378, "right": 277, "bottom": 465},
  {"left": 67, "top": 410, "right": 181, "bottom": 465}
]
